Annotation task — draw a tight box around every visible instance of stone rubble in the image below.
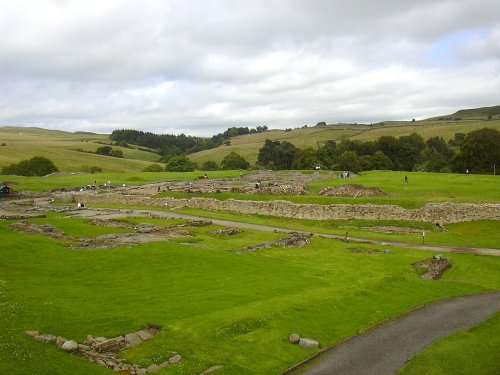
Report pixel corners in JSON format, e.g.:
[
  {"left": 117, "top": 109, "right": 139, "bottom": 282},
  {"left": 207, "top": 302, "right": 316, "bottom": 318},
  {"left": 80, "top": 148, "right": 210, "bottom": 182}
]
[
  {"left": 25, "top": 327, "right": 182, "bottom": 374},
  {"left": 288, "top": 333, "right": 319, "bottom": 349},
  {"left": 412, "top": 255, "right": 452, "bottom": 280},
  {"left": 237, "top": 233, "right": 312, "bottom": 254}
]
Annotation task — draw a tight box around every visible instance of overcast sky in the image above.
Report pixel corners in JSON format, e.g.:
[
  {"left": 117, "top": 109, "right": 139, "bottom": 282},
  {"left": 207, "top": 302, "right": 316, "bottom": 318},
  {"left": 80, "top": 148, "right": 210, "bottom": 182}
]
[{"left": 1, "top": 0, "right": 500, "bottom": 136}]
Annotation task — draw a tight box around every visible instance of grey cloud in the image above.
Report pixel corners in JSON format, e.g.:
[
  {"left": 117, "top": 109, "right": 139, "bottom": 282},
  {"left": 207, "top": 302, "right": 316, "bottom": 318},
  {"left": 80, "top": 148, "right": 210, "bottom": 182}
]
[{"left": 1, "top": 0, "right": 500, "bottom": 135}]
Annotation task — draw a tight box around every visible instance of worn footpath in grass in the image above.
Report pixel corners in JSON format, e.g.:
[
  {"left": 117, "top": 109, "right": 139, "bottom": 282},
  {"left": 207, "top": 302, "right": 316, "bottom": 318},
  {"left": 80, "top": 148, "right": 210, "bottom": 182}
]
[
  {"left": 400, "top": 312, "right": 500, "bottom": 375},
  {"left": 161, "top": 207, "right": 500, "bottom": 250},
  {"left": 1, "top": 213, "right": 499, "bottom": 374}
]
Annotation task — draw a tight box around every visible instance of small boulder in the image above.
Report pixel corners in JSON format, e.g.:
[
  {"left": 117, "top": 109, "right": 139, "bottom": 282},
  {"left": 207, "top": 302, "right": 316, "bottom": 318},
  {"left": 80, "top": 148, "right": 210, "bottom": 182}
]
[
  {"left": 289, "top": 333, "right": 300, "bottom": 344},
  {"left": 85, "top": 335, "right": 95, "bottom": 345},
  {"left": 125, "top": 332, "right": 142, "bottom": 347},
  {"left": 147, "top": 364, "right": 161, "bottom": 373},
  {"left": 33, "top": 334, "right": 57, "bottom": 343},
  {"left": 136, "top": 329, "right": 154, "bottom": 341},
  {"left": 61, "top": 340, "right": 79, "bottom": 352},
  {"left": 168, "top": 354, "right": 182, "bottom": 364},
  {"left": 299, "top": 338, "right": 319, "bottom": 349},
  {"left": 25, "top": 330, "right": 39, "bottom": 338}
]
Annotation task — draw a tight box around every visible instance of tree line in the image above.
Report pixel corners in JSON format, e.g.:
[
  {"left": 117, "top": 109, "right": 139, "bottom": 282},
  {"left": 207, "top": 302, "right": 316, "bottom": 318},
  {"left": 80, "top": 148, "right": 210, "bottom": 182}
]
[
  {"left": 254, "top": 127, "right": 499, "bottom": 174},
  {"left": 109, "top": 126, "right": 268, "bottom": 161}
]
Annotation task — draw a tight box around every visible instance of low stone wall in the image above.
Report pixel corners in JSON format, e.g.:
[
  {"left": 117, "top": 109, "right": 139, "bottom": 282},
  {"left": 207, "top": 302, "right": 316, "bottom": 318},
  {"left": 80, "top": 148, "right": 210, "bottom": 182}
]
[{"left": 70, "top": 193, "right": 500, "bottom": 224}]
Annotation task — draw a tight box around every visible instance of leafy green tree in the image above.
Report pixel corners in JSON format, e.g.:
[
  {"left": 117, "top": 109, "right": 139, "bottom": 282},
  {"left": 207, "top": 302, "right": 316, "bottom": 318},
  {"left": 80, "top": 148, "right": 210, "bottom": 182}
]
[
  {"left": 110, "top": 149, "right": 123, "bottom": 158},
  {"left": 257, "top": 139, "right": 280, "bottom": 168},
  {"left": 96, "top": 146, "right": 113, "bottom": 156},
  {"left": 453, "top": 128, "right": 500, "bottom": 174},
  {"left": 273, "top": 141, "right": 298, "bottom": 170},
  {"left": 201, "top": 161, "right": 218, "bottom": 171},
  {"left": 165, "top": 155, "right": 196, "bottom": 172},
  {"left": 293, "top": 148, "right": 322, "bottom": 170},
  {"left": 221, "top": 152, "right": 250, "bottom": 170},
  {"left": 369, "top": 151, "right": 393, "bottom": 170},
  {"left": 143, "top": 164, "right": 165, "bottom": 172},
  {"left": 1, "top": 156, "right": 58, "bottom": 176},
  {"left": 337, "top": 151, "right": 361, "bottom": 173}
]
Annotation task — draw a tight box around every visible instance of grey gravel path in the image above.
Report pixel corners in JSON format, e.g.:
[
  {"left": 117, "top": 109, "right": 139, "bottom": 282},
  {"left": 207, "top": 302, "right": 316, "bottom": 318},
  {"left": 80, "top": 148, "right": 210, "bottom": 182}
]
[{"left": 291, "top": 292, "right": 500, "bottom": 375}]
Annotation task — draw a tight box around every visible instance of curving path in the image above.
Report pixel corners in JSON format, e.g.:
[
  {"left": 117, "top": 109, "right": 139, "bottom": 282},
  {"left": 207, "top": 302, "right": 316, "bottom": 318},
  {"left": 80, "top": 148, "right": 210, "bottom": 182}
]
[{"left": 285, "top": 292, "right": 500, "bottom": 375}]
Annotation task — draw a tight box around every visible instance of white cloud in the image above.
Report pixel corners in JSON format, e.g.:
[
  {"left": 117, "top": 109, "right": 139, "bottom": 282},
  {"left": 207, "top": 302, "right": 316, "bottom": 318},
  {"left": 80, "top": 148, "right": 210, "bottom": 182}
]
[{"left": 1, "top": 0, "right": 500, "bottom": 135}]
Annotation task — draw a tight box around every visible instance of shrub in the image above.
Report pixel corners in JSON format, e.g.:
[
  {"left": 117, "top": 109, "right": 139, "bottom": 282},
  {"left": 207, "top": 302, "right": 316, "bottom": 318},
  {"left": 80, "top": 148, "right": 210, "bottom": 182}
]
[
  {"left": 221, "top": 152, "right": 250, "bottom": 170},
  {"left": 143, "top": 164, "right": 165, "bottom": 172},
  {"left": 96, "top": 146, "right": 113, "bottom": 156},
  {"left": 110, "top": 149, "right": 123, "bottom": 158},
  {"left": 165, "top": 155, "right": 196, "bottom": 172},
  {"left": 201, "top": 161, "right": 218, "bottom": 171},
  {"left": 1, "top": 156, "right": 58, "bottom": 176}
]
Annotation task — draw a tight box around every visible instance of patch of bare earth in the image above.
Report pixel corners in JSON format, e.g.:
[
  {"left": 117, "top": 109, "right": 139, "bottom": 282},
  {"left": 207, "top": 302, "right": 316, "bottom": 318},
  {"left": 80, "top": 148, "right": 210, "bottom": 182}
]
[{"left": 319, "top": 184, "right": 387, "bottom": 197}]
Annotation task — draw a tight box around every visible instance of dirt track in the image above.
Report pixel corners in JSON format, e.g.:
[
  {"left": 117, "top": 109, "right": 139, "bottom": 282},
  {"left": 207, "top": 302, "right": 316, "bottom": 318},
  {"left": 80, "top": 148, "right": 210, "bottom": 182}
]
[{"left": 286, "top": 292, "right": 500, "bottom": 375}]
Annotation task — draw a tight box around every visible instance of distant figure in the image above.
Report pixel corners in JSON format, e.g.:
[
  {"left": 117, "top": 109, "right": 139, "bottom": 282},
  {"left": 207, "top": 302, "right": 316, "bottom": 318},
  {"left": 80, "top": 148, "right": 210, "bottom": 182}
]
[
  {"left": 77, "top": 202, "right": 85, "bottom": 209},
  {"left": 404, "top": 175, "right": 408, "bottom": 184},
  {"left": 255, "top": 181, "right": 261, "bottom": 189},
  {"left": 240, "top": 172, "right": 243, "bottom": 178},
  {"left": 157, "top": 186, "right": 161, "bottom": 192},
  {"left": 466, "top": 168, "right": 470, "bottom": 175}
]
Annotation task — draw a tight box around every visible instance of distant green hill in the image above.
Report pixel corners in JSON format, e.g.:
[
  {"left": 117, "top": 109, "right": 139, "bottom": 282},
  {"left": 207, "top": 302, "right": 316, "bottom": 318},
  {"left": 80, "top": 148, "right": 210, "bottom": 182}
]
[
  {"left": 428, "top": 104, "right": 500, "bottom": 120},
  {"left": 189, "top": 114, "right": 500, "bottom": 165},
  {"left": 0, "top": 126, "right": 160, "bottom": 173}
]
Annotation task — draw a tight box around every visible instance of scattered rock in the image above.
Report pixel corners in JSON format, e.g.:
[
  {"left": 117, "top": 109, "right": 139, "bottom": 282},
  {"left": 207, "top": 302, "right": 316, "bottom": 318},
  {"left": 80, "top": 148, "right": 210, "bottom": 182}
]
[
  {"left": 25, "top": 330, "right": 39, "bottom": 338},
  {"left": 136, "top": 329, "right": 154, "bottom": 341},
  {"left": 33, "top": 334, "right": 57, "bottom": 343},
  {"left": 299, "top": 338, "right": 319, "bottom": 349},
  {"left": 25, "top": 327, "right": 172, "bottom": 375},
  {"left": 147, "top": 364, "right": 161, "bottom": 373},
  {"left": 168, "top": 354, "right": 182, "bottom": 364},
  {"left": 125, "top": 332, "right": 142, "bottom": 347},
  {"left": 61, "top": 340, "right": 79, "bottom": 352},
  {"left": 202, "top": 364, "right": 224, "bottom": 374},
  {"left": 413, "top": 256, "right": 452, "bottom": 280},
  {"left": 289, "top": 333, "right": 300, "bottom": 344},
  {"left": 210, "top": 228, "right": 242, "bottom": 236},
  {"left": 319, "top": 184, "right": 387, "bottom": 197}
]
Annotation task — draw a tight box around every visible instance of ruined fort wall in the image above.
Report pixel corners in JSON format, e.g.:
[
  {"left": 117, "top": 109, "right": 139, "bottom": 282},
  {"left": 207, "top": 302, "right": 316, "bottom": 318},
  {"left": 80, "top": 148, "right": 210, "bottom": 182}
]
[{"left": 71, "top": 193, "right": 500, "bottom": 224}]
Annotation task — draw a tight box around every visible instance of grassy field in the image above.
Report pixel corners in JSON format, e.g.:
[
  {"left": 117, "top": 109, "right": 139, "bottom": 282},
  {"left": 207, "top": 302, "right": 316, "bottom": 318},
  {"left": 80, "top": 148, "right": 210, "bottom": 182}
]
[
  {"left": 0, "top": 170, "right": 243, "bottom": 192},
  {"left": 156, "top": 171, "right": 500, "bottom": 208},
  {"left": 401, "top": 312, "right": 500, "bottom": 375},
  {"left": 1, "top": 214, "right": 499, "bottom": 374},
  {"left": 0, "top": 126, "right": 159, "bottom": 173},
  {"left": 188, "top": 119, "right": 500, "bottom": 165},
  {"left": 1, "top": 168, "right": 499, "bottom": 374}
]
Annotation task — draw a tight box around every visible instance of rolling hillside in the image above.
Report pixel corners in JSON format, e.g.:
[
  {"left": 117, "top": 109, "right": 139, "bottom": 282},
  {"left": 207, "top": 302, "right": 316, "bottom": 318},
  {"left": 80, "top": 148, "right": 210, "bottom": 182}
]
[
  {"left": 0, "top": 126, "right": 161, "bottom": 173},
  {"left": 189, "top": 117, "right": 500, "bottom": 165}
]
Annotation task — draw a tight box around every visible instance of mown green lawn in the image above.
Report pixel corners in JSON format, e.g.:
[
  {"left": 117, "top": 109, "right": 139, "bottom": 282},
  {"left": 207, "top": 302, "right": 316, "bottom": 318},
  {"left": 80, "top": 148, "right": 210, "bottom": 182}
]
[
  {"left": 1, "top": 214, "right": 499, "bottom": 374},
  {"left": 0, "top": 171, "right": 243, "bottom": 192},
  {"left": 400, "top": 312, "right": 500, "bottom": 375},
  {"left": 156, "top": 171, "right": 500, "bottom": 208}
]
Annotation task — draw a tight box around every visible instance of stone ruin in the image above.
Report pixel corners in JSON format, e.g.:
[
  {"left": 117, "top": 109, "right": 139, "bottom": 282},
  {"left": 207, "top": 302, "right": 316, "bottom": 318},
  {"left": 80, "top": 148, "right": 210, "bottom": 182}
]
[
  {"left": 319, "top": 184, "right": 387, "bottom": 198},
  {"left": 25, "top": 326, "right": 182, "bottom": 374},
  {"left": 412, "top": 255, "right": 452, "bottom": 280},
  {"left": 10, "top": 218, "right": 213, "bottom": 250},
  {"left": 237, "top": 233, "right": 312, "bottom": 254}
]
